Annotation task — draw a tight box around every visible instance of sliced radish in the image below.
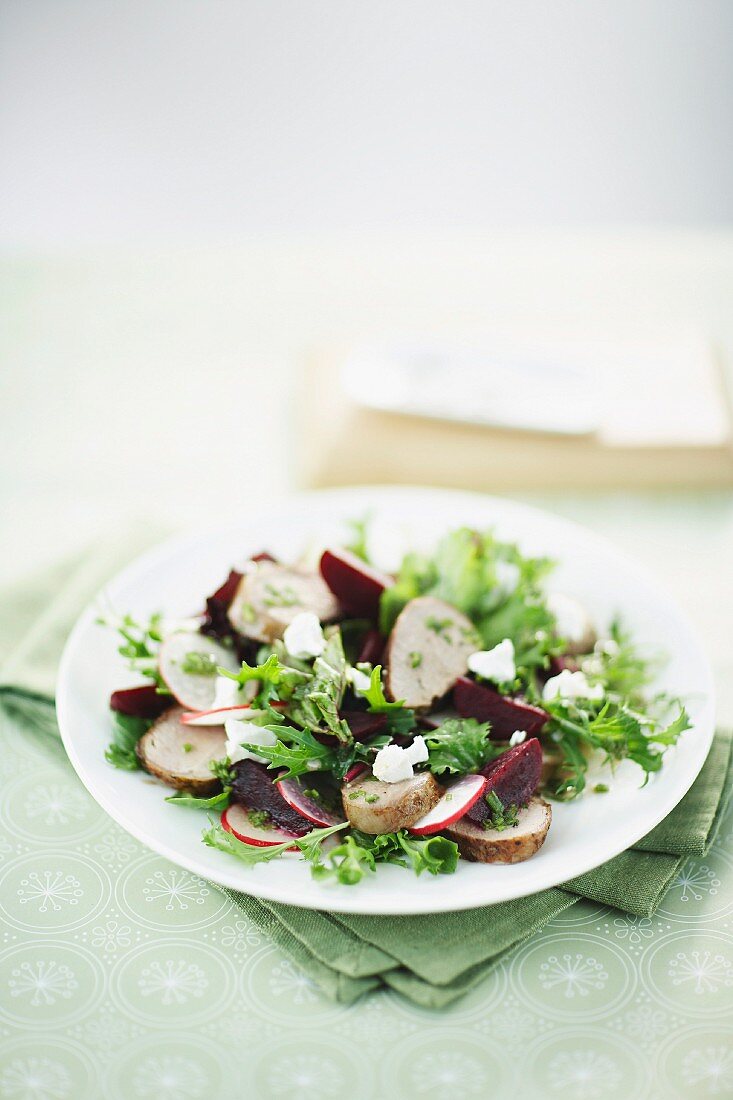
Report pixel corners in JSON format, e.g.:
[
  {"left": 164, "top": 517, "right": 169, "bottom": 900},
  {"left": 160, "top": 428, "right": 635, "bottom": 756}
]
[
  {"left": 110, "top": 685, "right": 172, "bottom": 719},
  {"left": 319, "top": 548, "right": 392, "bottom": 619},
  {"left": 277, "top": 776, "right": 346, "bottom": 828},
  {"left": 408, "top": 774, "right": 488, "bottom": 836},
  {"left": 221, "top": 803, "right": 300, "bottom": 849},
  {"left": 181, "top": 705, "right": 253, "bottom": 726},
  {"left": 158, "top": 632, "right": 240, "bottom": 711}
]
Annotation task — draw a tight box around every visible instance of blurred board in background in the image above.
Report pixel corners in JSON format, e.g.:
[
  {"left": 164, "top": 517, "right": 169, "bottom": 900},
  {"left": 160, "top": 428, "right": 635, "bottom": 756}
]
[{"left": 296, "top": 332, "right": 733, "bottom": 491}]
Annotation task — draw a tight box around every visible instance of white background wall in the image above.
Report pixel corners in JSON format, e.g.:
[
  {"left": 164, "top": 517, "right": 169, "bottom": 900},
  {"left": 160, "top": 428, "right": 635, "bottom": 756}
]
[{"left": 1, "top": 0, "right": 732, "bottom": 247}]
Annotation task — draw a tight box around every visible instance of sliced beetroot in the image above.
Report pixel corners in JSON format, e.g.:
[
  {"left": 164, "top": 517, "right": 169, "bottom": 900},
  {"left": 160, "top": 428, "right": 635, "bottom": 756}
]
[
  {"left": 453, "top": 677, "right": 547, "bottom": 739},
  {"left": 230, "top": 759, "right": 313, "bottom": 836},
  {"left": 110, "top": 685, "right": 173, "bottom": 719},
  {"left": 466, "top": 738, "right": 543, "bottom": 825},
  {"left": 340, "top": 710, "right": 389, "bottom": 741},
  {"left": 320, "top": 548, "right": 392, "bottom": 619},
  {"left": 251, "top": 551, "right": 277, "bottom": 564},
  {"left": 202, "top": 569, "right": 243, "bottom": 640},
  {"left": 357, "top": 628, "right": 386, "bottom": 665},
  {"left": 277, "top": 775, "right": 346, "bottom": 827}
]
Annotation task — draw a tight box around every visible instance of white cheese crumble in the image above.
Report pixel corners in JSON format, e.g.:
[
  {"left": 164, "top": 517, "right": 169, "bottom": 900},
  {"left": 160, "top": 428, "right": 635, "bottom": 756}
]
[
  {"left": 212, "top": 674, "right": 243, "bottom": 710},
  {"left": 509, "top": 729, "right": 527, "bottom": 746},
  {"left": 347, "top": 666, "right": 373, "bottom": 696},
  {"left": 542, "top": 668, "right": 604, "bottom": 703},
  {"left": 283, "top": 611, "right": 326, "bottom": 659},
  {"left": 224, "top": 715, "right": 277, "bottom": 764},
  {"left": 467, "top": 638, "right": 516, "bottom": 683},
  {"left": 372, "top": 735, "right": 428, "bottom": 783},
  {"left": 547, "top": 593, "right": 593, "bottom": 645},
  {"left": 582, "top": 638, "right": 620, "bottom": 677}
]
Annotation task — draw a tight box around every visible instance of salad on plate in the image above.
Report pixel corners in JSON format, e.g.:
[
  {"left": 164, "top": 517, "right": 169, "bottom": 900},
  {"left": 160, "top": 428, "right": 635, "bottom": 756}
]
[{"left": 100, "top": 524, "right": 689, "bottom": 887}]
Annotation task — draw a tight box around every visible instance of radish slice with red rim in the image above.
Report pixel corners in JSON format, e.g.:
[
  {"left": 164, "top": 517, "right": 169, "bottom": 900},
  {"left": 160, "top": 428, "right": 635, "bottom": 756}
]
[
  {"left": 181, "top": 705, "right": 253, "bottom": 726},
  {"left": 277, "top": 776, "right": 346, "bottom": 828},
  {"left": 158, "top": 632, "right": 239, "bottom": 711},
  {"left": 221, "top": 804, "right": 301, "bottom": 849},
  {"left": 408, "top": 774, "right": 488, "bottom": 836}
]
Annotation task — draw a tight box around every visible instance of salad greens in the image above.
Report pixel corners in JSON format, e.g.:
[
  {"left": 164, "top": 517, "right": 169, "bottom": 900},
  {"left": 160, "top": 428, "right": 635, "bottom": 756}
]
[
  {"left": 378, "top": 527, "right": 559, "bottom": 678},
  {"left": 425, "top": 719, "right": 500, "bottom": 776},
  {"left": 360, "top": 665, "right": 416, "bottom": 735},
  {"left": 97, "top": 611, "right": 170, "bottom": 689},
  {"left": 104, "top": 711, "right": 151, "bottom": 771}
]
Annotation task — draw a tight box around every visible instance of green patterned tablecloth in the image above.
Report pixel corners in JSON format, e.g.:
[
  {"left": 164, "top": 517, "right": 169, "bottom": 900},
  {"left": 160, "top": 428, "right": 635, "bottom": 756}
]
[{"left": 1, "top": 704, "right": 731, "bottom": 1100}]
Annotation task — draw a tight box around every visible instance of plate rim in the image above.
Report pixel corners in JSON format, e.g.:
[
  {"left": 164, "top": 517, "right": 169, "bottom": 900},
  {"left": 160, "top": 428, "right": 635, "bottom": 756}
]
[{"left": 55, "top": 485, "right": 716, "bottom": 915}]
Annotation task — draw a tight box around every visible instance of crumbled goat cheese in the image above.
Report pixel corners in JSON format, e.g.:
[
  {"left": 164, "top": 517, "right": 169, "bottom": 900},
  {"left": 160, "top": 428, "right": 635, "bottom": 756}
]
[
  {"left": 347, "top": 666, "right": 373, "bottom": 696},
  {"left": 509, "top": 729, "right": 527, "bottom": 746},
  {"left": 467, "top": 638, "right": 516, "bottom": 683},
  {"left": 547, "top": 593, "right": 593, "bottom": 645},
  {"left": 542, "top": 669, "right": 604, "bottom": 703},
  {"left": 224, "top": 715, "right": 276, "bottom": 764},
  {"left": 373, "top": 735, "right": 429, "bottom": 783},
  {"left": 283, "top": 611, "right": 326, "bottom": 659},
  {"left": 212, "top": 675, "right": 243, "bottom": 710},
  {"left": 582, "top": 638, "right": 620, "bottom": 676}
]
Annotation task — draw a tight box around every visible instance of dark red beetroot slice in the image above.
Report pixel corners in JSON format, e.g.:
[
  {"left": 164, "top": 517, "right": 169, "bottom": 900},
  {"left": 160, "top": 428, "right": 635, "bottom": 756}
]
[
  {"left": 110, "top": 685, "right": 173, "bottom": 719},
  {"left": 357, "top": 628, "right": 386, "bottom": 665},
  {"left": 466, "top": 738, "right": 543, "bottom": 825},
  {"left": 230, "top": 760, "right": 313, "bottom": 836},
  {"left": 341, "top": 710, "right": 389, "bottom": 741},
  {"left": 277, "top": 776, "right": 346, "bottom": 827},
  {"left": 453, "top": 677, "right": 547, "bottom": 739},
  {"left": 320, "top": 548, "right": 392, "bottom": 619},
  {"left": 202, "top": 569, "right": 243, "bottom": 639},
  {"left": 251, "top": 551, "right": 277, "bottom": 563}
]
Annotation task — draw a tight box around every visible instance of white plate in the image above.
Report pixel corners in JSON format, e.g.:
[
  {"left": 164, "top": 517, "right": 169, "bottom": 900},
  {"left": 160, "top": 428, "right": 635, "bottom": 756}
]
[{"left": 56, "top": 487, "right": 715, "bottom": 915}]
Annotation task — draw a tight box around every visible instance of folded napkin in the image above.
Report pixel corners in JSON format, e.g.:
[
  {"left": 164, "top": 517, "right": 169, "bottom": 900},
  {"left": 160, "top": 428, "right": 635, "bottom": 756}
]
[{"left": 1, "top": 536, "right": 730, "bottom": 1007}]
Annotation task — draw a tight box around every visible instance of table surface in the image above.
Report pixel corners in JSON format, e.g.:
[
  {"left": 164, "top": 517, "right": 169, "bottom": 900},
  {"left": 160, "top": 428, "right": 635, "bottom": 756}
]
[{"left": 2, "top": 234, "right": 733, "bottom": 1099}]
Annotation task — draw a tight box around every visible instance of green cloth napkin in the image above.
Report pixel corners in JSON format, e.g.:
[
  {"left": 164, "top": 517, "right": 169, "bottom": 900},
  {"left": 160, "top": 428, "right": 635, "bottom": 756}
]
[{"left": 1, "top": 537, "right": 731, "bottom": 1008}]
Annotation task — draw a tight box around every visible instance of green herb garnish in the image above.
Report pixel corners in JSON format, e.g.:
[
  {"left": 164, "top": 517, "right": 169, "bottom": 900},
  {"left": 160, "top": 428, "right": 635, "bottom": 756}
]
[
  {"left": 483, "top": 790, "right": 520, "bottom": 830},
  {"left": 180, "top": 651, "right": 219, "bottom": 676}
]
